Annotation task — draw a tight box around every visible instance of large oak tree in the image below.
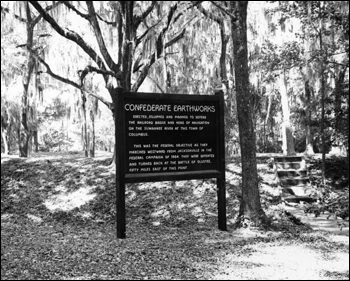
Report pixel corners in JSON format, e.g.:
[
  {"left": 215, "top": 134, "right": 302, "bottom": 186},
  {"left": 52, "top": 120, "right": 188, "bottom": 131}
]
[{"left": 27, "top": 1, "right": 190, "bottom": 161}]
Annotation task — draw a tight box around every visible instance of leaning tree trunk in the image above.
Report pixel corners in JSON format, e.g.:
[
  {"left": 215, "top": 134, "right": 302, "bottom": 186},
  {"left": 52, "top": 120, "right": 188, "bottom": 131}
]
[{"left": 230, "top": 1, "right": 268, "bottom": 228}]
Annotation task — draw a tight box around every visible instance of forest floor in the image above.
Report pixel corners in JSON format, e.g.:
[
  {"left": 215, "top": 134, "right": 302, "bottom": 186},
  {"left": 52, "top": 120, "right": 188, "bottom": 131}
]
[{"left": 1, "top": 151, "right": 349, "bottom": 280}]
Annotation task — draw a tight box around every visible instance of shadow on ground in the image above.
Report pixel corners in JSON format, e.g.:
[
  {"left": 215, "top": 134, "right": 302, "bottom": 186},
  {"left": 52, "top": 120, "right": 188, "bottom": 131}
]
[{"left": 1, "top": 153, "right": 242, "bottom": 229}]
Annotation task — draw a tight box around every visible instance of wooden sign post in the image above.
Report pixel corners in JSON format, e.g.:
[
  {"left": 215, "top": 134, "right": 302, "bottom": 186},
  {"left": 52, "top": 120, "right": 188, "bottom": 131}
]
[{"left": 112, "top": 87, "right": 226, "bottom": 238}]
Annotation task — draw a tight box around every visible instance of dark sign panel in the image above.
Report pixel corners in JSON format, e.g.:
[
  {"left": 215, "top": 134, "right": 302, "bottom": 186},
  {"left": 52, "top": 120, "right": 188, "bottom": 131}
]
[
  {"left": 113, "top": 89, "right": 226, "bottom": 238},
  {"left": 118, "top": 92, "right": 224, "bottom": 182}
]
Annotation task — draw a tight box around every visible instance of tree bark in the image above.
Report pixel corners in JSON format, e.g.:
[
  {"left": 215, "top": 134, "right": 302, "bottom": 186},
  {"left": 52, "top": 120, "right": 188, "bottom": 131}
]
[
  {"left": 304, "top": 80, "right": 314, "bottom": 155},
  {"left": 80, "top": 90, "right": 88, "bottom": 157},
  {"left": 220, "top": 21, "right": 231, "bottom": 112},
  {"left": 89, "top": 108, "right": 95, "bottom": 157},
  {"left": 303, "top": 1, "right": 315, "bottom": 155},
  {"left": 332, "top": 66, "right": 347, "bottom": 155},
  {"left": 19, "top": 2, "right": 35, "bottom": 157},
  {"left": 230, "top": 1, "right": 268, "bottom": 228},
  {"left": 33, "top": 130, "right": 39, "bottom": 152},
  {"left": 334, "top": 67, "right": 346, "bottom": 130},
  {"left": 1, "top": 106, "right": 12, "bottom": 155},
  {"left": 279, "top": 70, "right": 296, "bottom": 156},
  {"left": 1, "top": 127, "right": 10, "bottom": 155},
  {"left": 319, "top": 18, "right": 326, "bottom": 185}
]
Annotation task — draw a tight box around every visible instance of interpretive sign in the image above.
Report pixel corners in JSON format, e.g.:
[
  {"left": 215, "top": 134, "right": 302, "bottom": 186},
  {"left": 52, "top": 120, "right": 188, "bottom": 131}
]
[{"left": 112, "top": 88, "right": 226, "bottom": 238}]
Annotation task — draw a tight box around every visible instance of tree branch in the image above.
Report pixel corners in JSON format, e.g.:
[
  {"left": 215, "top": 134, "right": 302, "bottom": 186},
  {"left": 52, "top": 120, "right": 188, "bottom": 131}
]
[
  {"left": 62, "top": 1, "right": 89, "bottom": 20},
  {"left": 28, "top": 1, "right": 116, "bottom": 82},
  {"left": 79, "top": 65, "right": 118, "bottom": 83},
  {"left": 326, "top": 61, "right": 349, "bottom": 67},
  {"left": 85, "top": 1, "right": 120, "bottom": 74},
  {"left": 27, "top": 48, "right": 112, "bottom": 109},
  {"left": 1, "top": 5, "right": 27, "bottom": 23},
  {"left": 134, "top": 1, "right": 156, "bottom": 29},
  {"left": 131, "top": 3, "right": 191, "bottom": 92},
  {"left": 132, "top": 54, "right": 144, "bottom": 74},
  {"left": 117, "top": 9, "right": 123, "bottom": 67},
  {"left": 210, "top": 1, "right": 236, "bottom": 20},
  {"left": 135, "top": 17, "right": 164, "bottom": 47},
  {"left": 95, "top": 13, "right": 117, "bottom": 26},
  {"left": 2, "top": 2, "right": 62, "bottom": 27},
  {"left": 188, "top": 1, "right": 204, "bottom": 9},
  {"left": 31, "top": 1, "right": 63, "bottom": 28},
  {"left": 147, "top": 75, "right": 165, "bottom": 93},
  {"left": 132, "top": 27, "right": 186, "bottom": 92},
  {"left": 196, "top": 2, "right": 222, "bottom": 23},
  {"left": 164, "top": 28, "right": 186, "bottom": 48},
  {"left": 63, "top": 1, "right": 117, "bottom": 26}
]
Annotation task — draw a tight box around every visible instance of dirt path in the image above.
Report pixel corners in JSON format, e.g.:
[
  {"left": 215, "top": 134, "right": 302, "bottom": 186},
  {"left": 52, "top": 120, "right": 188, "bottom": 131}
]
[
  {"left": 286, "top": 204, "right": 349, "bottom": 236},
  {"left": 212, "top": 238, "right": 349, "bottom": 280},
  {"left": 217, "top": 204, "right": 349, "bottom": 280}
]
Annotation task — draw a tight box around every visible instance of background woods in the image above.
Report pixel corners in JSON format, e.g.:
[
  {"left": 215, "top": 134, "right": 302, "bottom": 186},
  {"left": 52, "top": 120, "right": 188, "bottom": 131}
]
[{"left": 1, "top": 1, "right": 348, "bottom": 160}]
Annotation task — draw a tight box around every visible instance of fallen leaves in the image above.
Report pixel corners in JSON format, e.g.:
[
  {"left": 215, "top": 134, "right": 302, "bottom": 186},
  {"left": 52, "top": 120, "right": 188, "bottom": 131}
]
[{"left": 1, "top": 152, "right": 349, "bottom": 280}]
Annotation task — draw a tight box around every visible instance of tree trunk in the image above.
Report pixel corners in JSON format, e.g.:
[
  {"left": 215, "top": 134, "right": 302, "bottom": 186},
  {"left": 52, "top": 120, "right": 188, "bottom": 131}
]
[
  {"left": 279, "top": 70, "right": 296, "bottom": 156},
  {"left": 303, "top": 1, "right": 315, "bottom": 155},
  {"left": 219, "top": 21, "right": 230, "bottom": 107},
  {"left": 81, "top": 90, "right": 88, "bottom": 157},
  {"left": 89, "top": 109, "right": 95, "bottom": 157},
  {"left": 346, "top": 89, "right": 349, "bottom": 187},
  {"left": 1, "top": 107, "right": 11, "bottom": 155},
  {"left": 230, "top": 1, "right": 268, "bottom": 228},
  {"left": 1, "top": 127, "right": 10, "bottom": 155},
  {"left": 304, "top": 80, "right": 314, "bottom": 155},
  {"left": 334, "top": 67, "right": 346, "bottom": 131},
  {"left": 33, "top": 130, "right": 39, "bottom": 152},
  {"left": 329, "top": 65, "right": 347, "bottom": 156},
  {"left": 109, "top": 146, "right": 116, "bottom": 166},
  {"left": 28, "top": 133, "right": 33, "bottom": 154},
  {"left": 265, "top": 94, "right": 273, "bottom": 151},
  {"left": 109, "top": 102, "right": 117, "bottom": 166},
  {"left": 19, "top": 2, "right": 35, "bottom": 158},
  {"left": 320, "top": 67, "right": 326, "bottom": 185},
  {"left": 319, "top": 18, "right": 326, "bottom": 185},
  {"left": 19, "top": 130, "right": 31, "bottom": 157}
]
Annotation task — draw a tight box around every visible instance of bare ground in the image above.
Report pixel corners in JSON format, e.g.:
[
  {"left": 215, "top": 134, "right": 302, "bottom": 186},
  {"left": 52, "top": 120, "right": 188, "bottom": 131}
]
[{"left": 1, "top": 151, "right": 349, "bottom": 280}]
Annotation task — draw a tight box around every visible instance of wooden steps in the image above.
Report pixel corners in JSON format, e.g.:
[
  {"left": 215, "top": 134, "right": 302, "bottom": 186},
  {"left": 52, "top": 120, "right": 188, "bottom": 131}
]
[{"left": 272, "top": 156, "right": 316, "bottom": 203}]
